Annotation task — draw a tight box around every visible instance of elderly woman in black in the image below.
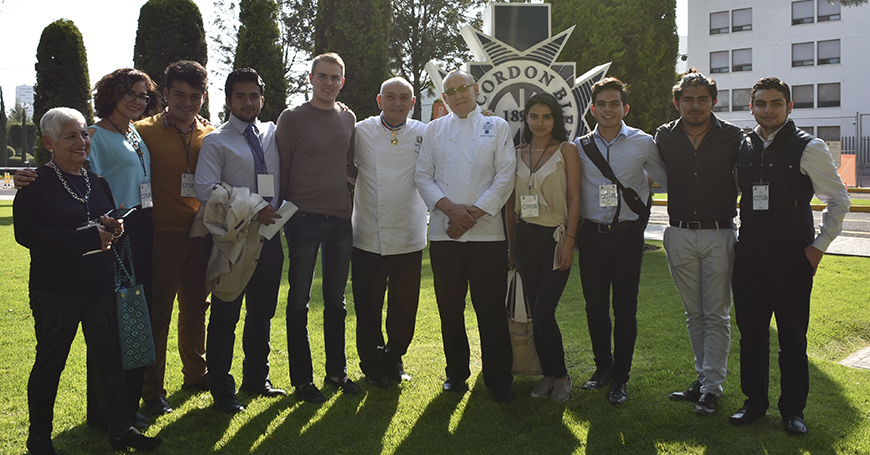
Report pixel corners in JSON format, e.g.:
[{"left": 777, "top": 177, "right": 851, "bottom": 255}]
[{"left": 13, "top": 108, "right": 162, "bottom": 454}]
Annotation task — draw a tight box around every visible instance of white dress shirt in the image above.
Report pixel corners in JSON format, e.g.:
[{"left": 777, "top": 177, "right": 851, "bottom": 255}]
[
  {"left": 574, "top": 122, "right": 667, "bottom": 224},
  {"left": 415, "top": 105, "right": 516, "bottom": 242},
  {"left": 754, "top": 123, "right": 851, "bottom": 252},
  {"left": 353, "top": 115, "right": 428, "bottom": 255},
  {"left": 195, "top": 114, "right": 281, "bottom": 209}
]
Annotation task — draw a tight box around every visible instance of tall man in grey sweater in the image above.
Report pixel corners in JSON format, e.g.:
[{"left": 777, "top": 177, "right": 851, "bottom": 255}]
[{"left": 276, "top": 52, "right": 360, "bottom": 404}]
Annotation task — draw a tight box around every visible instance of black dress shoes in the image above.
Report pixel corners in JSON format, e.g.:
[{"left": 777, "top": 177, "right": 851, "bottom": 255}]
[
  {"left": 669, "top": 380, "right": 702, "bottom": 402},
  {"left": 26, "top": 436, "right": 56, "bottom": 455},
  {"left": 583, "top": 369, "right": 611, "bottom": 390},
  {"left": 181, "top": 380, "right": 209, "bottom": 392},
  {"left": 729, "top": 406, "right": 765, "bottom": 426},
  {"left": 489, "top": 387, "right": 515, "bottom": 404},
  {"left": 608, "top": 381, "right": 628, "bottom": 405},
  {"left": 214, "top": 396, "right": 245, "bottom": 414},
  {"left": 240, "top": 379, "right": 288, "bottom": 397},
  {"left": 296, "top": 383, "right": 327, "bottom": 404},
  {"left": 366, "top": 371, "right": 391, "bottom": 389},
  {"left": 143, "top": 396, "right": 173, "bottom": 416},
  {"left": 324, "top": 375, "right": 364, "bottom": 394},
  {"left": 109, "top": 428, "right": 163, "bottom": 451},
  {"left": 442, "top": 378, "right": 467, "bottom": 393},
  {"left": 784, "top": 415, "right": 808, "bottom": 435},
  {"left": 693, "top": 392, "right": 718, "bottom": 416}
]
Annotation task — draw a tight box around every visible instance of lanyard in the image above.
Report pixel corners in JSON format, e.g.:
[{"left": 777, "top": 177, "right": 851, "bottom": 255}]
[
  {"left": 526, "top": 138, "right": 553, "bottom": 190},
  {"left": 106, "top": 118, "right": 147, "bottom": 177},
  {"left": 177, "top": 128, "right": 193, "bottom": 173}
]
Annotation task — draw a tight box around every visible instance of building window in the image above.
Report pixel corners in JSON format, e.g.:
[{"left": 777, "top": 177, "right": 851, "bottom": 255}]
[
  {"left": 792, "top": 42, "right": 814, "bottom": 67},
  {"left": 733, "top": 89, "right": 751, "bottom": 112},
  {"left": 792, "top": 0, "right": 815, "bottom": 24},
  {"left": 818, "top": 39, "right": 840, "bottom": 65},
  {"left": 792, "top": 84, "right": 814, "bottom": 109},
  {"left": 710, "top": 51, "right": 729, "bottom": 73},
  {"left": 732, "top": 49, "right": 752, "bottom": 72},
  {"left": 818, "top": 83, "right": 841, "bottom": 107},
  {"left": 732, "top": 8, "right": 752, "bottom": 32},
  {"left": 798, "top": 126, "right": 815, "bottom": 135},
  {"left": 817, "top": 0, "right": 841, "bottom": 21},
  {"left": 710, "top": 11, "right": 729, "bottom": 34},
  {"left": 714, "top": 89, "right": 729, "bottom": 112},
  {"left": 817, "top": 126, "right": 841, "bottom": 141}
]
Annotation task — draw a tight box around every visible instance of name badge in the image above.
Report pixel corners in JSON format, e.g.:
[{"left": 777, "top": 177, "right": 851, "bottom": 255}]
[
  {"left": 257, "top": 173, "right": 275, "bottom": 198},
  {"left": 181, "top": 172, "right": 196, "bottom": 198},
  {"left": 520, "top": 194, "right": 539, "bottom": 218},
  {"left": 140, "top": 182, "right": 153, "bottom": 208},
  {"left": 752, "top": 184, "right": 769, "bottom": 211},
  {"left": 599, "top": 183, "right": 618, "bottom": 207}
]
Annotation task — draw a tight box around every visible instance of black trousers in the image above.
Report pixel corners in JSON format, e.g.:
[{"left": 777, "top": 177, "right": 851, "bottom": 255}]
[
  {"left": 29, "top": 290, "right": 131, "bottom": 440},
  {"left": 429, "top": 241, "right": 512, "bottom": 390},
  {"left": 208, "top": 234, "right": 284, "bottom": 401},
  {"left": 351, "top": 248, "right": 422, "bottom": 376},
  {"left": 577, "top": 222, "right": 644, "bottom": 383},
  {"left": 513, "top": 220, "right": 570, "bottom": 378},
  {"left": 732, "top": 241, "right": 813, "bottom": 418}
]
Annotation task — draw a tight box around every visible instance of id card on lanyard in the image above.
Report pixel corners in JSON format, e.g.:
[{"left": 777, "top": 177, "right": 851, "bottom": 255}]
[
  {"left": 181, "top": 173, "right": 196, "bottom": 198},
  {"left": 140, "top": 182, "right": 153, "bottom": 208},
  {"left": 257, "top": 172, "right": 275, "bottom": 198}
]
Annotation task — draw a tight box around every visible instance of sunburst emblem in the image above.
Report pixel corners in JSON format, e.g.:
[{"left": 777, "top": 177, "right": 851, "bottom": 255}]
[{"left": 428, "top": 25, "right": 611, "bottom": 144}]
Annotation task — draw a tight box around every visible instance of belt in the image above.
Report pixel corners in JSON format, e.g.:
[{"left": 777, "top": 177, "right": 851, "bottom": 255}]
[
  {"left": 669, "top": 218, "right": 735, "bottom": 230},
  {"left": 586, "top": 219, "right": 639, "bottom": 233}
]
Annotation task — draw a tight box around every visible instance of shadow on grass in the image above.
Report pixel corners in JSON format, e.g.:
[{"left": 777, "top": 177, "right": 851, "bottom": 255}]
[
  {"left": 395, "top": 374, "right": 583, "bottom": 454},
  {"left": 569, "top": 332, "right": 866, "bottom": 454},
  {"left": 0, "top": 215, "right": 12, "bottom": 226}
]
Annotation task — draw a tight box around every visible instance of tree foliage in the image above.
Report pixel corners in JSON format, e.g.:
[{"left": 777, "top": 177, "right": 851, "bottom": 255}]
[
  {"left": 33, "top": 19, "right": 93, "bottom": 165},
  {"left": 233, "top": 0, "right": 289, "bottom": 122},
  {"left": 314, "top": 0, "right": 391, "bottom": 119},
  {"left": 8, "top": 123, "right": 38, "bottom": 158},
  {"left": 211, "top": 0, "right": 316, "bottom": 103},
  {"left": 390, "top": 0, "right": 485, "bottom": 120},
  {"left": 134, "top": 0, "right": 210, "bottom": 117},
  {"left": 831, "top": 0, "right": 868, "bottom": 5},
  {"left": 552, "top": 0, "right": 679, "bottom": 134}
]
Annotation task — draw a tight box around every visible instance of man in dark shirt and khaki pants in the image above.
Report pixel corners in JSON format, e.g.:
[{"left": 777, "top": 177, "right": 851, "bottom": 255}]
[{"left": 654, "top": 68, "right": 744, "bottom": 417}]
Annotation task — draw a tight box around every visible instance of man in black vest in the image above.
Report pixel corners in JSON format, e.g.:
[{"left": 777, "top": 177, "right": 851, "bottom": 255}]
[{"left": 729, "top": 77, "right": 850, "bottom": 435}]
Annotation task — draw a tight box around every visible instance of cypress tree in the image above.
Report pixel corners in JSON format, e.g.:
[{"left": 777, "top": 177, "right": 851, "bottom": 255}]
[
  {"left": 134, "top": 0, "right": 210, "bottom": 118},
  {"left": 32, "top": 19, "right": 94, "bottom": 165},
  {"left": 0, "top": 88, "right": 6, "bottom": 167},
  {"left": 552, "top": 0, "right": 679, "bottom": 134},
  {"left": 234, "top": 0, "right": 289, "bottom": 122},
  {"left": 314, "top": 0, "right": 391, "bottom": 119}
]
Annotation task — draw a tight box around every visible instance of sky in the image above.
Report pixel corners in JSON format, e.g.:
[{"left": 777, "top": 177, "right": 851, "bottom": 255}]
[{"left": 0, "top": 0, "right": 688, "bottom": 123}]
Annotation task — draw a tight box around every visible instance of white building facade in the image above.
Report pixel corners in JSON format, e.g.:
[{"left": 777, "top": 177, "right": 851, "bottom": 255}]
[
  {"left": 15, "top": 84, "right": 34, "bottom": 120},
  {"left": 686, "top": 0, "right": 869, "bottom": 179}
]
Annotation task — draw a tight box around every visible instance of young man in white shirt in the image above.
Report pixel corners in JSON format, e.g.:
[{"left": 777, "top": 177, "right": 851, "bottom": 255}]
[{"left": 195, "top": 68, "right": 285, "bottom": 414}]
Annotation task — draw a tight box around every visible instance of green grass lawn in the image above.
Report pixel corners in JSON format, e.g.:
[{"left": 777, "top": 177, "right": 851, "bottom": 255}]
[{"left": 1, "top": 200, "right": 868, "bottom": 454}]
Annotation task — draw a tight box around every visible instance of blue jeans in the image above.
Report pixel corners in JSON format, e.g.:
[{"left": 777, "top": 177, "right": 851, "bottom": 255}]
[
  {"left": 207, "top": 234, "right": 284, "bottom": 401},
  {"left": 284, "top": 212, "right": 352, "bottom": 387}
]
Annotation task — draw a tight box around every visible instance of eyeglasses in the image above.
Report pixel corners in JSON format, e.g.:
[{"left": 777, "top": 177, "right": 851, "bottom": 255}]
[
  {"left": 444, "top": 84, "right": 473, "bottom": 96},
  {"left": 123, "top": 90, "right": 151, "bottom": 105}
]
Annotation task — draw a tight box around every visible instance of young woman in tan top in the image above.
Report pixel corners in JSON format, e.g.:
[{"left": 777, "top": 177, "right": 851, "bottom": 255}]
[{"left": 505, "top": 93, "right": 582, "bottom": 402}]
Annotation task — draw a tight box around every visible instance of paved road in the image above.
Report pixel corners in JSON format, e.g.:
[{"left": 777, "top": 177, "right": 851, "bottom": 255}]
[
  {"left": 646, "top": 205, "right": 870, "bottom": 257},
  {"left": 3, "top": 187, "right": 870, "bottom": 256}
]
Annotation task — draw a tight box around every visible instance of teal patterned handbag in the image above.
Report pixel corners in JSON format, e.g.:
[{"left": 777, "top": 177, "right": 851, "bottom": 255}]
[{"left": 113, "top": 236, "right": 156, "bottom": 370}]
